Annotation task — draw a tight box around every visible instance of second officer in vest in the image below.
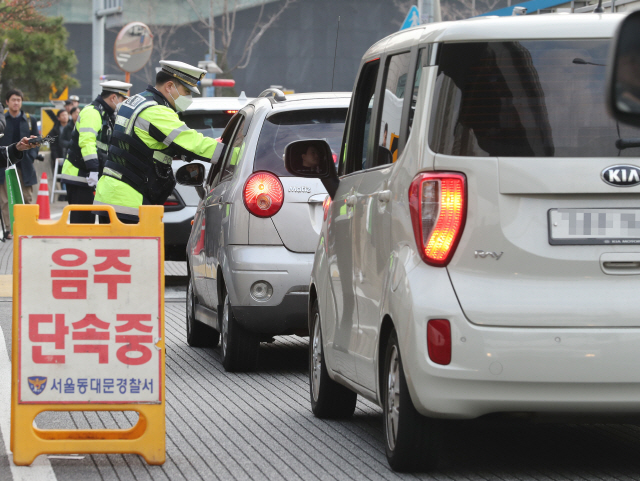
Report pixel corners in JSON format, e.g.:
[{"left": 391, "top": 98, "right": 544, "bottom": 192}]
[
  {"left": 61, "top": 80, "right": 132, "bottom": 224},
  {"left": 94, "top": 61, "right": 224, "bottom": 223}
]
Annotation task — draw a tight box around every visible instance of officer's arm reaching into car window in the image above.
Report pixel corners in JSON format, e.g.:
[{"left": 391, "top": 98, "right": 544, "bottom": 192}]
[{"left": 134, "top": 106, "right": 225, "bottom": 163}]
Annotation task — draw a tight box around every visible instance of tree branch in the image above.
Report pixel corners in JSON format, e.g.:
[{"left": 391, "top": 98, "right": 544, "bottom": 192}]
[
  {"left": 185, "top": 0, "right": 211, "bottom": 28},
  {"left": 231, "top": 0, "right": 296, "bottom": 71}
]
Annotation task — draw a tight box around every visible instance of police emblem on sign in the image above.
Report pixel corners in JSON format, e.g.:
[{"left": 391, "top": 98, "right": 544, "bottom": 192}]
[{"left": 27, "top": 376, "right": 47, "bottom": 395}]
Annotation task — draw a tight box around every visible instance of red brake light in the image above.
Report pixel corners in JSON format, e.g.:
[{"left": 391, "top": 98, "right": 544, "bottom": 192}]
[
  {"left": 243, "top": 171, "right": 284, "bottom": 218},
  {"left": 164, "top": 201, "right": 180, "bottom": 206},
  {"left": 427, "top": 319, "right": 451, "bottom": 365},
  {"left": 322, "top": 195, "right": 331, "bottom": 221},
  {"left": 409, "top": 172, "right": 466, "bottom": 266},
  {"left": 225, "top": 110, "right": 238, "bottom": 114}
]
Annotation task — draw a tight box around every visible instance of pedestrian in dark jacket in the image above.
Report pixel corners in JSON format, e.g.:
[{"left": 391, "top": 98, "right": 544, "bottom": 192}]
[
  {"left": 0, "top": 89, "right": 41, "bottom": 233},
  {"left": 49, "top": 109, "right": 71, "bottom": 170},
  {"left": 61, "top": 108, "right": 76, "bottom": 150}
]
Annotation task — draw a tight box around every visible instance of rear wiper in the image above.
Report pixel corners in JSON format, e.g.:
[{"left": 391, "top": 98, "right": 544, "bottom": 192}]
[
  {"left": 572, "top": 58, "right": 606, "bottom": 67},
  {"left": 615, "top": 138, "right": 640, "bottom": 150}
]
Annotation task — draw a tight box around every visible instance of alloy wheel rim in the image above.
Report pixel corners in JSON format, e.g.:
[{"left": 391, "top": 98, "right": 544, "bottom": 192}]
[
  {"left": 311, "top": 313, "right": 322, "bottom": 402},
  {"left": 221, "top": 297, "right": 229, "bottom": 358},
  {"left": 386, "top": 345, "right": 400, "bottom": 451}
]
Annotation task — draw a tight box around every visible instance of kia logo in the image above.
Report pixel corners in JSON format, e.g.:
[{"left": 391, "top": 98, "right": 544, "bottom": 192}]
[{"left": 601, "top": 165, "right": 640, "bottom": 187}]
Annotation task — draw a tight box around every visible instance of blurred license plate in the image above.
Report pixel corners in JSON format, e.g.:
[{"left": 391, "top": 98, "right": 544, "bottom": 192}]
[{"left": 549, "top": 209, "right": 640, "bottom": 245}]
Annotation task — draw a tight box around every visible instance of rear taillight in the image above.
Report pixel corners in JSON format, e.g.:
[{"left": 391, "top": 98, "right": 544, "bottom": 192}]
[
  {"left": 322, "top": 195, "right": 331, "bottom": 221},
  {"left": 163, "top": 191, "right": 183, "bottom": 211},
  {"left": 243, "top": 171, "right": 284, "bottom": 218},
  {"left": 427, "top": 319, "right": 451, "bottom": 365},
  {"left": 409, "top": 172, "right": 466, "bottom": 266}
]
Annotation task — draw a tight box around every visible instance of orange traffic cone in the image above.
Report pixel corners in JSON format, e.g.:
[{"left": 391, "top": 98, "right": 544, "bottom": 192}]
[{"left": 37, "top": 172, "right": 50, "bottom": 220}]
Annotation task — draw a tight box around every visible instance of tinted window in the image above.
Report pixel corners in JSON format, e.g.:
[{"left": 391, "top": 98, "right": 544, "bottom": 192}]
[
  {"left": 408, "top": 48, "right": 426, "bottom": 136},
  {"left": 342, "top": 60, "right": 379, "bottom": 174},
  {"left": 254, "top": 108, "right": 347, "bottom": 176},
  {"left": 378, "top": 52, "right": 411, "bottom": 165},
  {"left": 220, "top": 116, "right": 247, "bottom": 182},
  {"left": 429, "top": 40, "right": 640, "bottom": 157},
  {"left": 181, "top": 112, "right": 234, "bottom": 139}
]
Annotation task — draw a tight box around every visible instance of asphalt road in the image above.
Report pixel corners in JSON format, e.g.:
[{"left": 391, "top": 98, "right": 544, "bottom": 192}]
[
  {"left": 3, "top": 295, "right": 640, "bottom": 480},
  {"left": 1, "top": 210, "right": 640, "bottom": 481}
]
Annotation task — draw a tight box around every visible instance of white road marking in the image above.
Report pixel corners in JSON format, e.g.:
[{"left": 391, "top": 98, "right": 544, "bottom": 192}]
[{"left": 0, "top": 324, "right": 57, "bottom": 480}]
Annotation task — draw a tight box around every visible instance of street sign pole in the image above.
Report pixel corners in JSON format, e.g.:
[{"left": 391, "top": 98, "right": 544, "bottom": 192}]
[
  {"left": 92, "top": 0, "right": 124, "bottom": 98},
  {"left": 418, "top": 0, "right": 442, "bottom": 24},
  {"left": 92, "top": 0, "right": 104, "bottom": 99}
]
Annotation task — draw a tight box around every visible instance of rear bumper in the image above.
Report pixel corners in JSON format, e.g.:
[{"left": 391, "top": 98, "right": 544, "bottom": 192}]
[
  {"left": 399, "top": 263, "right": 640, "bottom": 419},
  {"left": 232, "top": 293, "right": 309, "bottom": 335},
  {"left": 225, "top": 245, "right": 314, "bottom": 335}
]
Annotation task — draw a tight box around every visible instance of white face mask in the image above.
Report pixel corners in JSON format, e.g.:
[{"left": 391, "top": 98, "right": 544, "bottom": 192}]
[{"left": 169, "top": 85, "right": 193, "bottom": 112}]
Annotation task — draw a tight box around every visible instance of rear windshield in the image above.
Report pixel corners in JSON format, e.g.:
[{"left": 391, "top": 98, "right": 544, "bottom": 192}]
[
  {"left": 180, "top": 112, "right": 234, "bottom": 139},
  {"left": 254, "top": 108, "right": 347, "bottom": 176},
  {"left": 429, "top": 40, "right": 640, "bottom": 157}
]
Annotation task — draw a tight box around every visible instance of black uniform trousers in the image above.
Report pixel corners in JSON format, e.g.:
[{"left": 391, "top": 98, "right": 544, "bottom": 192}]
[{"left": 66, "top": 184, "right": 96, "bottom": 224}]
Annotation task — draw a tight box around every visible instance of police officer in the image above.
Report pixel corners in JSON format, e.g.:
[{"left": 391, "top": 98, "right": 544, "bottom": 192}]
[
  {"left": 60, "top": 81, "right": 132, "bottom": 224},
  {"left": 94, "top": 61, "right": 224, "bottom": 223}
]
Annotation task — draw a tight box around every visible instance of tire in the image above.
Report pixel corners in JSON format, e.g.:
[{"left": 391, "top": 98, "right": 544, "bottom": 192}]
[
  {"left": 220, "top": 286, "right": 259, "bottom": 372},
  {"left": 383, "top": 329, "right": 439, "bottom": 472},
  {"left": 309, "top": 299, "right": 357, "bottom": 418},
  {"left": 186, "top": 277, "right": 220, "bottom": 348}
]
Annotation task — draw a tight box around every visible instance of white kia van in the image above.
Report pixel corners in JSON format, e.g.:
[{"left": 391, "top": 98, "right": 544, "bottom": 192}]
[{"left": 284, "top": 13, "right": 640, "bottom": 472}]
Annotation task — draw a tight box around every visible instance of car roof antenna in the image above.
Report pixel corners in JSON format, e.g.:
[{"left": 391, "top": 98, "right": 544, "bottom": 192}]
[{"left": 331, "top": 16, "right": 340, "bottom": 92}]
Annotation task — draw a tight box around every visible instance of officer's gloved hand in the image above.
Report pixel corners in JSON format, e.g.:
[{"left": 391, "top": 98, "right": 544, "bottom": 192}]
[
  {"left": 87, "top": 171, "right": 99, "bottom": 187},
  {"left": 36, "top": 154, "right": 45, "bottom": 162}
]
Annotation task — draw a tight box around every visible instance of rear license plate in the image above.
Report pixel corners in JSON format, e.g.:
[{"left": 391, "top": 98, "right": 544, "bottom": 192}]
[{"left": 549, "top": 209, "right": 640, "bottom": 245}]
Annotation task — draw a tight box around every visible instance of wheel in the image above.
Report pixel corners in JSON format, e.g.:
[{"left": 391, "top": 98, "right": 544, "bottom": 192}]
[
  {"left": 220, "top": 285, "right": 259, "bottom": 372},
  {"left": 186, "top": 277, "right": 220, "bottom": 348},
  {"left": 383, "top": 329, "right": 439, "bottom": 472},
  {"left": 309, "top": 299, "right": 357, "bottom": 418}
]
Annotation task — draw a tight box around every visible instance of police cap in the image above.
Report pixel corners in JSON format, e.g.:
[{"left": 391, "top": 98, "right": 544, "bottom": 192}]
[
  {"left": 159, "top": 60, "right": 206, "bottom": 95},
  {"left": 100, "top": 80, "right": 133, "bottom": 98}
]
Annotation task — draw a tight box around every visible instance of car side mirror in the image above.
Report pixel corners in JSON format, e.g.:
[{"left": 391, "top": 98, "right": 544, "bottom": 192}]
[
  {"left": 284, "top": 139, "right": 340, "bottom": 199},
  {"left": 607, "top": 10, "right": 640, "bottom": 128},
  {"left": 176, "top": 163, "right": 206, "bottom": 186}
]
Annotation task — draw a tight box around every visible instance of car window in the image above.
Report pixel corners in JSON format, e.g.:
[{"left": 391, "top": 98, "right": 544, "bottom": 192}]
[
  {"left": 408, "top": 47, "right": 427, "bottom": 136},
  {"left": 429, "top": 39, "right": 640, "bottom": 157},
  {"left": 206, "top": 114, "right": 242, "bottom": 188},
  {"left": 219, "top": 115, "right": 247, "bottom": 182},
  {"left": 377, "top": 52, "right": 412, "bottom": 166},
  {"left": 254, "top": 108, "right": 347, "bottom": 177},
  {"left": 180, "top": 112, "right": 235, "bottom": 139},
  {"left": 342, "top": 59, "right": 380, "bottom": 175}
]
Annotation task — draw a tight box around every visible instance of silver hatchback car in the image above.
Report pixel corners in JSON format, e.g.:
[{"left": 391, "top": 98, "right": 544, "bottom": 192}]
[
  {"left": 180, "top": 90, "right": 350, "bottom": 371},
  {"left": 284, "top": 13, "right": 640, "bottom": 472}
]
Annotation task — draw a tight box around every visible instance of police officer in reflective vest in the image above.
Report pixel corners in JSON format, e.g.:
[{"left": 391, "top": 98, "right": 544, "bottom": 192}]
[
  {"left": 94, "top": 61, "right": 225, "bottom": 223},
  {"left": 61, "top": 81, "right": 132, "bottom": 224}
]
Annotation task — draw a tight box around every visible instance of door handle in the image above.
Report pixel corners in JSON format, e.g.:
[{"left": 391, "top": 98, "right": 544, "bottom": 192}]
[
  {"left": 600, "top": 253, "right": 640, "bottom": 275},
  {"left": 377, "top": 190, "right": 391, "bottom": 203},
  {"left": 346, "top": 195, "right": 357, "bottom": 206}
]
